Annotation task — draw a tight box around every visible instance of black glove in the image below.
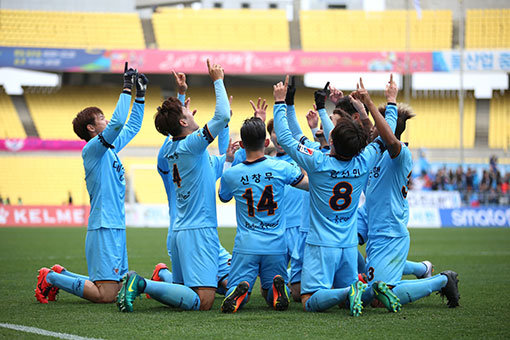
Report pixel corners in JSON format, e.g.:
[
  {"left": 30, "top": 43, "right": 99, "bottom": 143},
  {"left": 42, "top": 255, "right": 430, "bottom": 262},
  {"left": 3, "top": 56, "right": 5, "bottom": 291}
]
[
  {"left": 123, "top": 62, "right": 137, "bottom": 90},
  {"left": 314, "top": 81, "right": 330, "bottom": 110},
  {"left": 285, "top": 76, "right": 296, "bottom": 105},
  {"left": 135, "top": 73, "right": 148, "bottom": 98}
]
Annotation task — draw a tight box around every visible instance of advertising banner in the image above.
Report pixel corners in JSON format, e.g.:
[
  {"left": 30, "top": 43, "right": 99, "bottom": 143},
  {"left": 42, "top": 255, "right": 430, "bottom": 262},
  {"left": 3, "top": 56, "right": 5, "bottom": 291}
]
[
  {"left": 433, "top": 50, "right": 510, "bottom": 72},
  {"left": 439, "top": 207, "right": 510, "bottom": 227},
  {"left": 407, "top": 191, "right": 462, "bottom": 209},
  {"left": 0, "top": 205, "right": 89, "bottom": 227},
  {"left": 0, "top": 138, "right": 85, "bottom": 152}
]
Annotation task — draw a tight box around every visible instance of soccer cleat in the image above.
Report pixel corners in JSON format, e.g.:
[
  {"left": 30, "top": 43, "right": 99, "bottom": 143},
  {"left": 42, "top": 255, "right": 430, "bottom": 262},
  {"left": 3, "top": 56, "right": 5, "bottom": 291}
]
[
  {"left": 418, "top": 261, "right": 434, "bottom": 279},
  {"left": 272, "top": 275, "right": 289, "bottom": 311},
  {"left": 373, "top": 281, "right": 402, "bottom": 313},
  {"left": 439, "top": 270, "right": 460, "bottom": 308},
  {"left": 47, "top": 264, "right": 65, "bottom": 302},
  {"left": 116, "top": 271, "right": 146, "bottom": 312},
  {"left": 35, "top": 267, "right": 52, "bottom": 304},
  {"left": 358, "top": 273, "right": 368, "bottom": 284},
  {"left": 221, "top": 281, "right": 249, "bottom": 313},
  {"left": 146, "top": 263, "right": 169, "bottom": 299},
  {"left": 348, "top": 281, "right": 367, "bottom": 317}
]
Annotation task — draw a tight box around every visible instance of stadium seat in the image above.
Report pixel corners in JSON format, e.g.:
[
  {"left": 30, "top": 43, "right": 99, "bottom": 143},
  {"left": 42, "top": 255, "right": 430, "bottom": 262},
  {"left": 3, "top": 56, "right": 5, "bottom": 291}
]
[
  {"left": 152, "top": 8, "right": 289, "bottom": 51},
  {"left": 299, "top": 10, "right": 452, "bottom": 51},
  {"left": 0, "top": 9, "right": 145, "bottom": 49},
  {"left": 489, "top": 91, "right": 510, "bottom": 149},
  {"left": 466, "top": 9, "right": 510, "bottom": 48},
  {"left": 0, "top": 88, "right": 26, "bottom": 139}
]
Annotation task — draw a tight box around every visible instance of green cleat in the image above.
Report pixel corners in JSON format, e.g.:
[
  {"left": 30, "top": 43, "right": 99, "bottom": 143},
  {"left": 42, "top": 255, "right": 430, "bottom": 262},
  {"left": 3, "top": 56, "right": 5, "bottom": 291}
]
[
  {"left": 348, "top": 280, "right": 367, "bottom": 317},
  {"left": 373, "top": 281, "right": 401, "bottom": 313},
  {"left": 116, "top": 271, "right": 146, "bottom": 313}
]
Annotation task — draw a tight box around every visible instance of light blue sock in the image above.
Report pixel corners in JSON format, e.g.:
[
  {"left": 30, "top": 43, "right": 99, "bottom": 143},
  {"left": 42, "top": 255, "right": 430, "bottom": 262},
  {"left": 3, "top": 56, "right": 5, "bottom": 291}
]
[
  {"left": 265, "top": 285, "right": 291, "bottom": 306},
  {"left": 392, "top": 274, "right": 448, "bottom": 305},
  {"left": 157, "top": 268, "right": 173, "bottom": 283},
  {"left": 60, "top": 269, "right": 89, "bottom": 280},
  {"left": 305, "top": 288, "right": 350, "bottom": 312},
  {"left": 403, "top": 261, "right": 427, "bottom": 277},
  {"left": 144, "top": 280, "right": 200, "bottom": 311},
  {"left": 357, "top": 251, "right": 366, "bottom": 275},
  {"left": 361, "top": 285, "right": 375, "bottom": 306},
  {"left": 46, "top": 271, "right": 85, "bottom": 298}
]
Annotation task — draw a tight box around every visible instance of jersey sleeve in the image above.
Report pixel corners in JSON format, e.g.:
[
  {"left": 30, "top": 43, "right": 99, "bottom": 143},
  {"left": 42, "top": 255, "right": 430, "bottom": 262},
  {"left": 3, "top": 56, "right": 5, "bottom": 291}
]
[
  {"left": 180, "top": 79, "right": 230, "bottom": 154},
  {"left": 82, "top": 92, "right": 131, "bottom": 159},
  {"left": 157, "top": 141, "right": 173, "bottom": 199},
  {"left": 273, "top": 103, "right": 323, "bottom": 173},
  {"left": 384, "top": 103, "right": 398, "bottom": 134},
  {"left": 283, "top": 161, "right": 305, "bottom": 187},
  {"left": 218, "top": 124, "right": 229, "bottom": 155},
  {"left": 286, "top": 104, "right": 306, "bottom": 141},
  {"left": 114, "top": 99, "right": 145, "bottom": 151},
  {"left": 178, "top": 93, "right": 186, "bottom": 106},
  {"left": 318, "top": 108, "right": 334, "bottom": 143},
  {"left": 232, "top": 148, "right": 246, "bottom": 166},
  {"left": 210, "top": 154, "right": 226, "bottom": 180},
  {"left": 218, "top": 171, "right": 234, "bottom": 203},
  {"left": 297, "top": 135, "right": 321, "bottom": 150},
  {"left": 391, "top": 142, "right": 412, "bottom": 166}
]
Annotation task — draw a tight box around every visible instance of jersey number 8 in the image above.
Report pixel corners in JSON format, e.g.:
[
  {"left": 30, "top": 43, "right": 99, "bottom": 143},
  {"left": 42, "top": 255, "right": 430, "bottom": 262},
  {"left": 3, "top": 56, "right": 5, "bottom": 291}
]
[{"left": 329, "top": 181, "right": 353, "bottom": 211}]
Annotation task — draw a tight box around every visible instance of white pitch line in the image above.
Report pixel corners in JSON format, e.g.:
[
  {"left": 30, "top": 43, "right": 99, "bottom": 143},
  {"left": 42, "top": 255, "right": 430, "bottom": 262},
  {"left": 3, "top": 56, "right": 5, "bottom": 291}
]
[{"left": 0, "top": 323, "right": 103, "bottom": 340}]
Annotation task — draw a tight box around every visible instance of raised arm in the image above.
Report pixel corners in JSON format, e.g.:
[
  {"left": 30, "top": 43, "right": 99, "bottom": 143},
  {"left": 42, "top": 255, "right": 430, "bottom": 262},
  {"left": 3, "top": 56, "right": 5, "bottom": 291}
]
[
  {"left": 205, "top": 59, "right": 231, "bottom": 138},
  {"left": 115, "top": 73, "right": 148, "bottom": 151},
  {"left": 314, "top": 82, "right": 334, "bottom": 142}
]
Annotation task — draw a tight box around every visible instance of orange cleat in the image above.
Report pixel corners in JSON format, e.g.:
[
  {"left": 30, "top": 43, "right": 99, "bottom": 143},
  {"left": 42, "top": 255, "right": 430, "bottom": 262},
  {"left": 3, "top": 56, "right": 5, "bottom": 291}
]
[
  {"left": 272, "top": 275, "right": 289, "bottom": 311},
  {"left": 146, "top": 263, "right": 169, "bottom": 299},
  {"left": 221, "top": 281, "right": 249, "bottom": 313},
  {"left": 35, "top": 268, "right": 52, "bottom": 304},
  {"left": 47, "top": 265, "right": 65, "bottom": 301}
]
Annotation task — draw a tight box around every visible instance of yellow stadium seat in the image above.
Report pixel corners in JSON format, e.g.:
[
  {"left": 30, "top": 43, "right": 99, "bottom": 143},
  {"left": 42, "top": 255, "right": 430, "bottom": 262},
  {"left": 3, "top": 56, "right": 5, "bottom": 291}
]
[
  {"left": 0, "top": 89, "right": 26, "bottom": 139},
  {"left": 466, "top": 9, "right": 510, "bottom": 49},
  {"left": 489, "top": 91, "right": 510, "bottom": 149}
]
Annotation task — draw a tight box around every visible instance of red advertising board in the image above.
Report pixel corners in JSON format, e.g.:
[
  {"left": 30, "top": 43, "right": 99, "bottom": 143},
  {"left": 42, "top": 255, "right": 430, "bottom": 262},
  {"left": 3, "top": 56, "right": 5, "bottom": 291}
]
[{"left": 0, "top": 205, "right": 90, "bottom": 227}]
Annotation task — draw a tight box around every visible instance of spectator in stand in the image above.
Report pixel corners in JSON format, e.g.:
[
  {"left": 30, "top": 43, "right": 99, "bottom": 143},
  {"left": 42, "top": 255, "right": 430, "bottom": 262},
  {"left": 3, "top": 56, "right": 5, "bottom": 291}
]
[
  {"left": 68, "top": 191, "right": 73, "bottom": 205},
  {"left": 17, "top": 197, "right": 22, "bottom": 205},
  {"left": 5, "top": 197, "right": 10, "bottom": 205}
]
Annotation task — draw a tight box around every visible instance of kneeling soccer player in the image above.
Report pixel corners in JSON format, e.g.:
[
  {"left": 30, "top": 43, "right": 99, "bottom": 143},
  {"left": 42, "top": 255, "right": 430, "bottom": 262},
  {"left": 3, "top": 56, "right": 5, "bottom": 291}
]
[
  {"left": 35, "top": 63, "right": 147, "bottom": 304},
  {"left": 218, "top": 117, "right": 309, "bottom": 313}
]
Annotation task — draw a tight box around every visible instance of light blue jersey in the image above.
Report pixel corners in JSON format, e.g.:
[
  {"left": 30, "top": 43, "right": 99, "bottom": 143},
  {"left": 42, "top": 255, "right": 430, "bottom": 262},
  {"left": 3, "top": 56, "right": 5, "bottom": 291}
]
[
  {"left": 219, "top": 157, "right": 303, "bottom": 255},
  {"left": 162, "top": 79, "right": 230, "bottom": 231},
  {"left": 273, "top": 102, "right": 397, "bottom": 248},
  {"left": 365, "top": 144, "right": 413, "bottom": 239},
  {"left": 274, "top": 153, "right": 304, "bottom": 229},
  {"left": 83, "top": 92, "right": 144, "bottom": 230}
]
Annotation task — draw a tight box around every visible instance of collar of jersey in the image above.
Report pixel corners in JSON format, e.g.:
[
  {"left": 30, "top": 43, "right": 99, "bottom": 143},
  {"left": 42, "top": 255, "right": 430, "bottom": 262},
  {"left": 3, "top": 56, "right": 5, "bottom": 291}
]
[
  {"left": 276, "top": 152, "right": 286, "bottom": 157},
  {"left": 172, "top": 136, "right": 186, "bottom": 141},
  {"left": 242, "top": 156, "right": 266, "bottom": 165}
]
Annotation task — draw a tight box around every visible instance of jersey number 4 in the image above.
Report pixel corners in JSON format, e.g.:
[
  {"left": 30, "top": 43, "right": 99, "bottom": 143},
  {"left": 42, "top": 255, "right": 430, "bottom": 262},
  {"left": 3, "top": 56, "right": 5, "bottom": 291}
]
[
  {"left": 172, "top": 164, "right": 182, "bottom": 188},
  {"left": 329, "top": 181, "right": 353, "bottom": 211},
  {"left": 242, "top": 185, "right": 278, "bottom": 217}
]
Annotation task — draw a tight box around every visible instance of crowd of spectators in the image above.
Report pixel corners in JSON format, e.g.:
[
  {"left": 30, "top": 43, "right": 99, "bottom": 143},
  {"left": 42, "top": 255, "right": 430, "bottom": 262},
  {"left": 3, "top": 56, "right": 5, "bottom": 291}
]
[{"left": 410, "top": 155, "right": 510, "bottom": 206}]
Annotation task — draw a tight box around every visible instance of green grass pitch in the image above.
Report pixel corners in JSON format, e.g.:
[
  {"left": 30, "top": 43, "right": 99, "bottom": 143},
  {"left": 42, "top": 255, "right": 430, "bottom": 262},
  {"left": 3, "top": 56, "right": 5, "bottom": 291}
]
[{"left": 0, "top": 227, "right": 509, "bottom": 339}]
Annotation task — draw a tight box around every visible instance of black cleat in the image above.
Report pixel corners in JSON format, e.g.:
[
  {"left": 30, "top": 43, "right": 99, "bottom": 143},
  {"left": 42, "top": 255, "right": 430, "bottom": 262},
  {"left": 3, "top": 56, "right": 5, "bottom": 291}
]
[
  {"left": 221, "top": 281, "right": 249, "bottom": 313},
  {"left": 440, "top": 270, "right": 460, "bottom": 308},
  {"left": 272, "top": 275, "right": 289, "bottom": 311}
]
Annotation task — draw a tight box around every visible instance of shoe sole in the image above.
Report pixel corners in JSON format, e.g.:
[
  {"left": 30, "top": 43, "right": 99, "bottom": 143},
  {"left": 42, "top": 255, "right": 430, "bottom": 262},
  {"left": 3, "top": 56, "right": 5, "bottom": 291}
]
[
  {"left": 273, "top": 276, "right": 289, "bottom": 311},
  {"left": 349, "top": 281, "right": 367, "bottom": 317},
  {"left": 373, "top": 281, "right": 401, "bottom": 313},
  {"left": 221, "top": 282, "right": 249, "bottom": 313},
  {"left": 116, "top": 273, "right": 132, "bottom": 312},
  {"left": 35, "top": 268, "right": 51, "bottom": 304},
  {"left": 441, "top": 271, "right": 460, "bottom": 308}
]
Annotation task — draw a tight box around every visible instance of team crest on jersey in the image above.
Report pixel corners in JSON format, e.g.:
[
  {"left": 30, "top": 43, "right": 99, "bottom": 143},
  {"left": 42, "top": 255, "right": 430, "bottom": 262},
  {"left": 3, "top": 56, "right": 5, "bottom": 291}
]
[{"left": 297, "top": 144, "right": 314, "bottom": 156}]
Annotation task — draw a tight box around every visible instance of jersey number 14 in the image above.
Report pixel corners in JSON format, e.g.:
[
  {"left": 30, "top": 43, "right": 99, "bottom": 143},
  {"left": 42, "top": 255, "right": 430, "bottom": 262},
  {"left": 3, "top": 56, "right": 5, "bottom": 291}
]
[{"left": 242, "top": 185, "right": 278, "bottom": 217}]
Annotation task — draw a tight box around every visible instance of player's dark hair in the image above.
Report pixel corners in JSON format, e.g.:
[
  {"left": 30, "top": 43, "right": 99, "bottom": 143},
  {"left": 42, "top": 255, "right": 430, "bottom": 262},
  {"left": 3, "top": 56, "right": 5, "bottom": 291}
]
[
  {"left": 332, "top": 108, "right": 349, "bottom": 118},
  {"left": 335, "top": 97, "right": 358, "bottom": 116},
  {"left": 267, "top": 118, "right": 274, "bottom": 135},
  {"left": 72, "top": 106, "right": 103, "bottom": 142},
  {"left": 331, "top": 115, "right": 368, "bottom": 160},
  {"left": 154, "top": 97, "right": 185, "bottom": 137},
  {"left": 378, "top": 103, "right": 415, "bottom": 140},
  {"left": 241, "top": 117, "right": 266, "bottom": 151}
]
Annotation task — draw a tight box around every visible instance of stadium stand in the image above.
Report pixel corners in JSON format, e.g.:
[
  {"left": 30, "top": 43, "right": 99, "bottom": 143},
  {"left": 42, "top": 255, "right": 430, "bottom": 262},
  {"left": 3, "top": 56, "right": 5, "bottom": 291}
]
[
  {"left": 152, "top": 8, "right": 290, "bottom": 51},
  {"left": 0, "top": 89, "right": 26, "bottom": 139},
  {"left": 466, "top": 9, "right": 510, "bottom": 49},
  {"left": 489, "top": 91, "right": 510, "bottom": 149},
  {"left": 0, "top": 9, "right": 145, "bottom": 49},
  {"left": 299, "top": 10, "right": 452, "bottom": 51}
]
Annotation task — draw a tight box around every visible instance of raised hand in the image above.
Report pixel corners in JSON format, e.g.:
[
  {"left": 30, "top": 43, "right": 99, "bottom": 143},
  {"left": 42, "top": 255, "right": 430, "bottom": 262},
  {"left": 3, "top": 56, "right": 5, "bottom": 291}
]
[
  {"left": 123, "top": 61, "right": 137, "bottom": 90},
  {"left": 207, "top": 59, "right": 224, "bottom": 81},
  {"left": 285, "top": 75, "right": 297, "bottom": 105},
  {"left": 352, "top": 78, "right": 371, "bottom": 105},
  {"left": 172, "top": 70, "right": 187, "bottom": 94},
  {"left": 273, "top": 77, "right": 288, "bottom": 103},
  {"left": 385, "top": 73, "right": 398, "bottom": 103},
  {"left": 314, "top": 81, "right": 330, "bottom": 110},
  {"left": 348, "top": 95, "right": 368, "bottom": 119},
  {"left": 250, "top": 97, "right": 268, "bottom": 123},
  {"left": 135, "top": 73, "right": 148, "bottom": 98},
  {"left": 226, "top": 139, "right": 240, "bottom": 163},
  {"left": 328, "top": 85, "right": 343, "bottom": 105},
  {"left": 306, "top": 108, "right": 319, "bottom": 130}
]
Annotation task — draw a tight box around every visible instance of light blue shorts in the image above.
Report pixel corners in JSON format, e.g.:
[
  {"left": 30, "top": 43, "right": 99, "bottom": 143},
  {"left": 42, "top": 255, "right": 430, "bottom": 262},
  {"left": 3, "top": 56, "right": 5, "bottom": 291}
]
[
  {"left": 289, "top": 230, "right": 307, "bottom": 284},
  {"left": 365, "top": 235, "right": 410, "bottom": 286},
  {"left": 285, "top": 226, "right": 300, "bottom": 263},
  {"left": 301, "top": 244, "right": 358, "bottom": 295},
  {"left": 85, "top": 228, "right": 128, "bottom": 282},
  {"left": 217, "top": 244, "right": 232, "bottom": 283},
  {"left": 170, "top": 228, "right": 219, "bottom": 288},
  {"left": 227, "top": 252, "right": 288, "bottom": 292}
]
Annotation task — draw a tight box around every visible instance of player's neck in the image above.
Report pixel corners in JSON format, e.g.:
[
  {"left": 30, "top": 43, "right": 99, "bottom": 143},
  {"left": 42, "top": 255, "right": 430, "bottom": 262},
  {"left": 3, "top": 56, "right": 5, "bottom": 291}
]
[{"left": 245, "top": 149, "right": 265, "bottom": 162}]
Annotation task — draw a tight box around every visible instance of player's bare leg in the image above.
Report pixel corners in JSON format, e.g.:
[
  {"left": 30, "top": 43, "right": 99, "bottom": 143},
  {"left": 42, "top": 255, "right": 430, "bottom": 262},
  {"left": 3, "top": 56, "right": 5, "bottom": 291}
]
[
  {"left": 291, "top": 282, "right": 301, "bottom": 302},
  {"left": 83, "top": 280, "right": 122, "bottom": 303},
  {"left": 301, "top": 293, "right": 312, "bottom": 311},
  {"left": 194, "top": 287, "right": 216, "bottom": 311}
]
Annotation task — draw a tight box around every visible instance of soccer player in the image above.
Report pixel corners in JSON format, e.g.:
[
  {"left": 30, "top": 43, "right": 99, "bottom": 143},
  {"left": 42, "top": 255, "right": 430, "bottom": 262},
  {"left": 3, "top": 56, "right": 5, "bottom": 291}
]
[
  {"left": 152, "top": 70, "right": 232, "bottom": 296},
  {"left": 218, "top": 117, "right": 309, "bottom": 313},
  {"left": 273, "top": 76, "right": 399, "bottom": 316},
  {"left": 360, "top": 99, "right": 460, "bottom": 309},
  {"left": 116, "top": 59, "right": 231, "bottom": 312},
  {"left": 35, "top": 63, "right": 147, "bottom": 304}
]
